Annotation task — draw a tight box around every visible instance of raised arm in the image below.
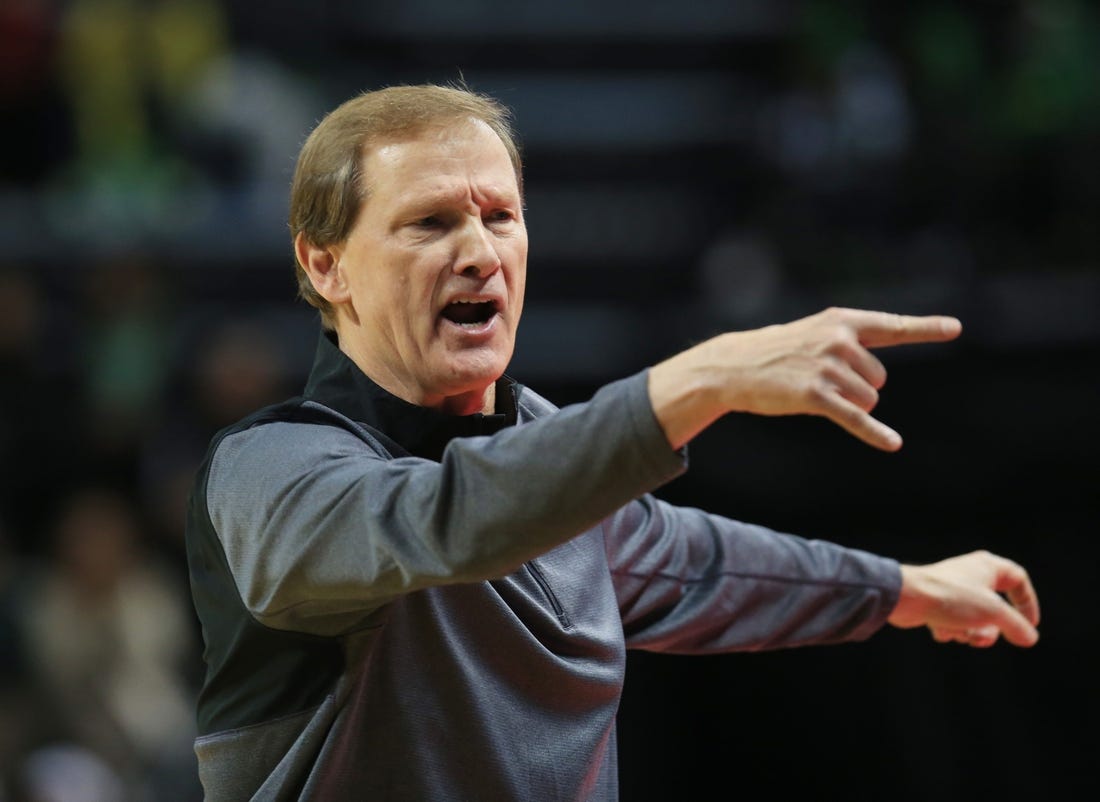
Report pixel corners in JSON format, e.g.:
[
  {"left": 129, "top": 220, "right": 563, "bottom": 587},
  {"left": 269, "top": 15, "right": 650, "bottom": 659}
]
[{"left": 647, "top": 306, "right": 962, "bottom": 450}]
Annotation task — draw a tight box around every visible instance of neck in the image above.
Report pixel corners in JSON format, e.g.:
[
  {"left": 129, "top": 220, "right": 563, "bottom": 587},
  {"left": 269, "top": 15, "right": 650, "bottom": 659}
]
[
  {"left": 333, "top": 330, "right": 496, "bottom": 416},
  {"left": 440, "top": 382, "right": 496, "bottom": 416}
]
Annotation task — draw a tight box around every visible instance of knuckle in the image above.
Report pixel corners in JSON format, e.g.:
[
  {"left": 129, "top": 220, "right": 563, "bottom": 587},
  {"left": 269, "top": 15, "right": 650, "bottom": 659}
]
[
  {"left": 861, "top": 386, "right": 880, "bottom": 411},
  {"left": 827, "top": 333, "right": 859, "bottom": 362},
  {"left": 818, "top": 306, "right": 845, "bottom": 326},
  {"left": 803, "top": 381, "right": 830, "bottom": 410}
]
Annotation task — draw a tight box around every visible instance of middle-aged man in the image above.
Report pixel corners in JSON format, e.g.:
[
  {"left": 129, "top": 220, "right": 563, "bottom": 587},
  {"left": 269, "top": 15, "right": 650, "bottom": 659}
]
[{"left": 186, "top": 83, "right": 1040, "bottom": 801}]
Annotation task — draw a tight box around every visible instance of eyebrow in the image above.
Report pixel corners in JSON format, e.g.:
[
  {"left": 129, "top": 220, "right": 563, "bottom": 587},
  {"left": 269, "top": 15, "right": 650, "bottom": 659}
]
[{"left": 400, "top": 184, "right": 519, "bottom": 217}]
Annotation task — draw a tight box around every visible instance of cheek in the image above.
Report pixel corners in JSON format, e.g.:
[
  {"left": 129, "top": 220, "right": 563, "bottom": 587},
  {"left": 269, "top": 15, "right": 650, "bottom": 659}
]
[
  {"left": 366, "top": 251, "right": 420, "bottom": 312},
  {"left": 513, "top": 270, "right": 528, "bottom": 317},
  {"left": 509, "top": 238, "right": 529, "bottom": 298},
  {"left": 512, "top": 270, "right": 527, "bottom": 309}
]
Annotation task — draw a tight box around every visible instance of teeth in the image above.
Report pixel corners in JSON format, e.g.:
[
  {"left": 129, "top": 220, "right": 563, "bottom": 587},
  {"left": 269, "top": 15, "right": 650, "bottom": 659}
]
[{"left": 441, "top": 298, "right": 497, "bottom": 327}]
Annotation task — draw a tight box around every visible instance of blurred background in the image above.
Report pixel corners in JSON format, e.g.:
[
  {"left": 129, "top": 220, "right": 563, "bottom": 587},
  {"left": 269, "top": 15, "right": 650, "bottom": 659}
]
[{"left": 0, "top": 0, "right": 1096, "bottom": 799}]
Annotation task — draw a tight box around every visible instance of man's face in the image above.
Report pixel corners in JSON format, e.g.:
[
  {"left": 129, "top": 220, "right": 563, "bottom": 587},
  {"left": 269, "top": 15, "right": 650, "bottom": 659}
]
[{"left": 334, "top": 119, "right": 527, "bottom": 413}]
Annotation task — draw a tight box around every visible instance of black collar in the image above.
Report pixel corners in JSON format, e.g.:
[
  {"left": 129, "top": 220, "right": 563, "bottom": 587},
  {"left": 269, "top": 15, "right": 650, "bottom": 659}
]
[{"left": 303, "top": 330, "right": 520, "bottom": 461}]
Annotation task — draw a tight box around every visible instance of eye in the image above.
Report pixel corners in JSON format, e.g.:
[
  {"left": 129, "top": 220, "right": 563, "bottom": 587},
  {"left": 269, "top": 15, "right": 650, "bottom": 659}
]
[
  {"left": 414, "top": 215, "right": 442, "bottom": 228},
  {"left": 486, "top": 210, "right": 515, "bottom": 224}
]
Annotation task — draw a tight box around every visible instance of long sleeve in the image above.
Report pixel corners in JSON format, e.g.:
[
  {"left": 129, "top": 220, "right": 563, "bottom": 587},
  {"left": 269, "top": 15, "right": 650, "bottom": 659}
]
[
  {"left": 200, "top": 370, "right": 686, "bottom": 637},
  {"left": 605, "top": 494, "right": 901, "bottom": 652}
]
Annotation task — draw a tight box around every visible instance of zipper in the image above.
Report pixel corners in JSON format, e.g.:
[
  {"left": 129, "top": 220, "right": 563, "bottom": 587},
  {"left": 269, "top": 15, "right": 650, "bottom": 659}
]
[{"left": 525, "top": 560, "right": 572, "bottom": 629}]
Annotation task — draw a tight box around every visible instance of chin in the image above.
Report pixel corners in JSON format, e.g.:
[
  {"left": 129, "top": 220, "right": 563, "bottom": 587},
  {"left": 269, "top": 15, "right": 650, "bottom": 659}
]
[{"left": 435, "top": 350, "right": 510, "bottom": 394}]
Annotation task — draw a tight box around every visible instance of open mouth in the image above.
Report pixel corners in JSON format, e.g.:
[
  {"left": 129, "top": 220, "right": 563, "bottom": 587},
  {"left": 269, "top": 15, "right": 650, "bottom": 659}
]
[{"left": 440, "top": 300, "right": 498, "bottom": 328}]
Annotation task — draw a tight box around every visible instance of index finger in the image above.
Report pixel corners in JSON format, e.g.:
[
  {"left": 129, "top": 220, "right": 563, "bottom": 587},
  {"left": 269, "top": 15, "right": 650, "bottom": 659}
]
[
  {"left": 816, "top": 388, "right": 903, "bottom": 452},
  {"left": 842, "top": 310, "right": 962, "bottom": 349}
]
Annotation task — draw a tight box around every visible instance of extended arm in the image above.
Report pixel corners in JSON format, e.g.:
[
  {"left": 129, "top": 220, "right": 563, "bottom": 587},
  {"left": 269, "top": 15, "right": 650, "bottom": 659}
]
[
  {"left": 648, "top": 306, "right": 962, "bottom": 451},
  {"left": 647, "top": 306, "right": 1040, "bottom": 649},
  {"left": 201, "top": 374, "right": 686, "bottom": 635}
]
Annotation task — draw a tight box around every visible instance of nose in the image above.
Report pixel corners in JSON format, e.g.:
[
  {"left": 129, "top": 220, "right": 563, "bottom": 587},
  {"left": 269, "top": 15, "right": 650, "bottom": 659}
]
[{"left": 453, "top": 216, "right": 501, "bottom": 278}]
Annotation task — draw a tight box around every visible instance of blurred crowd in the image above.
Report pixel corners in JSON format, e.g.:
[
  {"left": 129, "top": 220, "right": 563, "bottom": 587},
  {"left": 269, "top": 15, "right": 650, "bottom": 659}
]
[
  {"left": 1, "top": 0, "right": 315, "bottom": 794},
  {"left": 0, "top": 255, "right": 299, "bottom": 801}
]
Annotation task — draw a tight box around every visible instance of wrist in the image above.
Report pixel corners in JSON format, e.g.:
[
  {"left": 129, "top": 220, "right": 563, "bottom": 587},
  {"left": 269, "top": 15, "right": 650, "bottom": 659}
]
[
  {"left": 647, "top": 348, "right": 726, "bottom": 450},
  {"left": 887, "top": 564, "right": 930, "bottom": 629}
]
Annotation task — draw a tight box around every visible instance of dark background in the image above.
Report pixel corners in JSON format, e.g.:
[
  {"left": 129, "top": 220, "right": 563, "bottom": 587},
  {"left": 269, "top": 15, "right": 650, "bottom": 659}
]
[{"left": 1, "top": 1, "right": 1097, "bottom": 799}]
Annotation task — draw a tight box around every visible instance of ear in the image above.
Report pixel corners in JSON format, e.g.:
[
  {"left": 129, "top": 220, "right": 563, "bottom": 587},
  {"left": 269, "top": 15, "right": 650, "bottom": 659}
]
[{"left": 295, "top": 233, "right": 349, "bottom": 306}]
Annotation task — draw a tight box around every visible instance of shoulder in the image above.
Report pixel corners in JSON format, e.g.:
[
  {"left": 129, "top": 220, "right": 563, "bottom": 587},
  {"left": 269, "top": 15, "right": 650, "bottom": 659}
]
[{"left": 201, "top": 397, "right": 395, "bottom": 489}]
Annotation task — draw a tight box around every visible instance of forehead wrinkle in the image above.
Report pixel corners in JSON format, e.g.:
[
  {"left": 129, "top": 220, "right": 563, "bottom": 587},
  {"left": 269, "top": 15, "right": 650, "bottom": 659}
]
[
  {"left": 363, "top": 123, "right": 521, "bottom": 218},
  {"left": 396, "top": 175, "right": 518, "bottom": 219}
]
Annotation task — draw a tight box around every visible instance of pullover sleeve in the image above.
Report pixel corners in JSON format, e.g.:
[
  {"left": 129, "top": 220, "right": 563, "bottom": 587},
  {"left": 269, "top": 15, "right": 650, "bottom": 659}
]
[
  {"left": 605, "top": 494, "right": 902, "bottom": 652},
  {"left": 203, "top": 371, "right": 686, "bottom": 636}
]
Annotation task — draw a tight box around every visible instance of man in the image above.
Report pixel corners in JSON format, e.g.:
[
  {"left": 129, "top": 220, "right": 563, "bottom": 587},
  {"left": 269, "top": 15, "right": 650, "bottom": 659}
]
[{"left": 186, "top": 83, "right": 1039, "bottom": 801}]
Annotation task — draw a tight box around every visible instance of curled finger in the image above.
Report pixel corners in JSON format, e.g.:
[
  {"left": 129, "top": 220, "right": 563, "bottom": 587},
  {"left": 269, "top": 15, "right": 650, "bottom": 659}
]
[
  {"left": 830, "top": 336, "right": 888, "bottom": 390},
  {"left": 817, "top": 391, "right": 902, "bottom": 452},
  {"left": 822, "top": 359, "right": 880, "bottom": 413},
  {"left": 995, "top": 559, "right": 1041, "bottom": 626}
]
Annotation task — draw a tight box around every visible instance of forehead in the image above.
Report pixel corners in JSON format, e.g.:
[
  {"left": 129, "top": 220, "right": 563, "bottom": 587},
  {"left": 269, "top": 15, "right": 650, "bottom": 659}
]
[{"left": 363, "top": 120, "right": 519, "bottom": 206}]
